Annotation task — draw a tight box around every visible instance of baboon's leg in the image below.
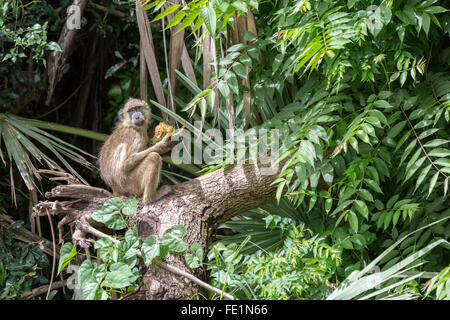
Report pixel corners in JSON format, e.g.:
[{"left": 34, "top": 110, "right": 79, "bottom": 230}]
[
  {"left": 152, "top": 184, "right": 172, "bottom": 202},
  {"left": 141, "top": 152, "right": 172, "bottom": 204}
]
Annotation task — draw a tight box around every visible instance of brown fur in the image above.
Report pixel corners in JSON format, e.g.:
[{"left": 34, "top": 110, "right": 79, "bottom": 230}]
[{"left": 98, "top": 98, "right": 171, "bottom": 204}]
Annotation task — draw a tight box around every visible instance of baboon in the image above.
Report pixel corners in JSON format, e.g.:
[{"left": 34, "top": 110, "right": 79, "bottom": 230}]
[{"left": 98, "top": 98, "right": 172, "bottom": 204}]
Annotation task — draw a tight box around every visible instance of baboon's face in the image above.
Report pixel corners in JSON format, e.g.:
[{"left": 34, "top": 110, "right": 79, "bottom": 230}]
[
  {"left": 128, "top": 106, "right": 146, "bottom": 127},
  {"left": 121, "top": 99, "right": 151, "bottom": 128}
]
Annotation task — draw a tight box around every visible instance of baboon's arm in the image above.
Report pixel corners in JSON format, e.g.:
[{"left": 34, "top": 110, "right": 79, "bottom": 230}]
[{"left": 123, "top": 137, "right": 176, "bottom": 173}]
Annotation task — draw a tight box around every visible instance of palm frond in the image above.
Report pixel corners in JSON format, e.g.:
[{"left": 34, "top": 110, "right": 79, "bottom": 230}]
[
  {"left": 0, "top": 114, "right": 94, "bottom": 196},
  {"left": 327, "top": 217, "right": 450, "bottom": 300}
]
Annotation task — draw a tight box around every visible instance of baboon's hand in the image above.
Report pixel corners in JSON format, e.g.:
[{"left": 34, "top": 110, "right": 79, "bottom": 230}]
[{"left": 150, "top": 135, "right": 177, "bottom": 155}]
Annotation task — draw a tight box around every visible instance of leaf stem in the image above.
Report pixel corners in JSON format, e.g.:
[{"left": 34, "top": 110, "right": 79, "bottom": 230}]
[{"left": 399, "top": 106, "right": 448, "bottom": 180}]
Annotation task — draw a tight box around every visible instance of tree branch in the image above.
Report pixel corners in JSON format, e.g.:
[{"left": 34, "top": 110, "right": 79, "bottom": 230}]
[
  {"left": 34, "top": 156, "right": 283, "bottom": 299},
  {"left": 18, "top": 280, "right": 67, "bottom": 300}
]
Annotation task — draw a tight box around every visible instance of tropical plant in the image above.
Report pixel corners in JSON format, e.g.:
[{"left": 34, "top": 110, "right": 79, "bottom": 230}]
[
  {"left": 208, "top": 216, "right": 341, "bottom": 299},
  {"left": 0, "top": 220, "right": 50, "bottom": 300},
  {"left": 327, "top": 218, "right": 450, "bottom": 300},
  {"left": 0, "top": 114, "right": 94, "bottom": 196},
  {"left": 143, "top": 0, "right": 450, "bottom": 299},
  {"left": 1, "top": 0, "right": 448, "bottom": 301}
]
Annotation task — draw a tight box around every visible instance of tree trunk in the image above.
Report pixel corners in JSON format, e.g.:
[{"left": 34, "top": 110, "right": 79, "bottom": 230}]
[
  {"left": 138, "top": 159, "right": 279, "bottom": 299},
  {"left": 34, "top": 158, "right": 281, "bottom": 299}
]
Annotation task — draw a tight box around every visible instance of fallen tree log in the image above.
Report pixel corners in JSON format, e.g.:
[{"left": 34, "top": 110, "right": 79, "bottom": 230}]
[{"left": 33, "top": 158, "right": 281, "bottom": 299}]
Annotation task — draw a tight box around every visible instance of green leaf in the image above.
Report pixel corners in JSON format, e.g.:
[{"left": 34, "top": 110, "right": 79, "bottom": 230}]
[
  {"left": 161, "top": 225, "right": 189, "bottom": 253},
  {"left": 375, "top": 158, "right": 390, "bottom": 179},
  {"left": 340, "top": 238, "right": 354, "bottom": 250},
  {"left": 227, "top": 72, "right": 239, "bottom": 94},
  {"left": 151, "top": 4, "right": 181, "bottom": 23},
  {"left": 400, "top": 72, "right": 408, "bottom": 86},
  {"left": 351, "top": 234, "right": 367, "bottom": 248},
  {"left": 374, "top": 100, "right": 392, "bottom": 109},
  {"left": 347, "top": 0, "right": 358, "bottom": 9},
  {"left": 309, "top": 170, "right": 320, "bottom": 189},
  {"left": 185, "top": 242, "right": 203, "bottom": 269},
  {"left": 355, "top": 129, "right": 371, "bottom": 144},
  {"left": 177, "top": 8, "right": 201, "bottom": 33},
  {"left": 165, "top": 10, "right": 187, "bottom": 30},
  {"left": 405, "top": 155, "right": 426, "bottom": 181},
  {"left": 349, "top": 136, "right": 358, "bottom": 152},
  {"left": 435, "top": 158, "right": 450, "bottom": 167},
  {"left": 424, "top": 6, "right": 447, "bottom": 14},
  {"left": 348, "top": 211, "right": 359, "bottom": 233},
  {"left": 201, "top": 6, "right": 216, "bottom": 35},
  {"left": 362, "top": 123, "right": 376, "bottom": 138},
  {"left": 217, "top": 80, "right": 230, "bottom": 100},
  {"left": 428, "top": 148, "right": 450, "bottom": 158},
  {"left": 383, "top": 210, "right": 394, "bottom": 230},
  {"left": 102, "top": 262, "right": 138, "bottom": 289},
  {"left": 94, "top": 237, "right": 117, "bottom": 265},
  {"left": 57, "top": 243, "right": 77, "bottom": 275},
  {"left": 321, "top": 162, "right": 334, "bottom": 185},
  {"left": 365, "top": 179, "right": 383, "bottom": 194},
  {"left": 392, "top": 210, "right": 401, "bottom": 227},
  {"left": 141, "top": 235, "right": 160, "bottom": 266},
  {"left": 159, "top": 244, "right": 169, "bottom": 260},
  {"left": 418, "top": 128, "right": 439, "bottom": 140},
  {"left": 232, "top": 1, "right": 248, "bottom": 12},
  {"left": 366, "top": 116, "right": 382, "bottom": 128},
  {"left": 233, "top": 62, "right": 247, "bottom": 80},
  {"left": 300, "top": 140, "right": 316, "bottom": 167},
  {"left": 240, "top": 53, "right": 252, "bottom": 68},
  {"left": 325, "top": 198, "right": 333, "bottom": 213},
  {"left": 122, "top": 197, "right": 138, "bottom": 216},
  {"left": 46, "top": 41, "right": 61, "bottom": 52},
  {"left": 358, "top": 189, "right": 374, "bottom": 202},
  {"left": 390, "top": 72, "right": 400, "bottom": 82},
  {"left": 191, "top": 15, "right": 204, "bottom": 34},
  {"left": 369, "top": 110, "right": 388, "bottom": 126},
  {"left": 387, "top": 120, "right": 407, "bottom": 139},
  {"left": 404, "top": 148, "right": 423, "bottom": 177},
  {"left": 276, "top": 180, "right": 286, "bottom": 202},
  {"left": 91, "top": 197, "right": 127, "bottom": 230},
  {"left": 175, "top": 69, "right": 201, "bottom": 95},
  {"left": 423, "top": 139, "right": 449, "bottom": 148},
  {"left": 400, "top": 140, "right": 417, "bottom": 166},
  {"left": 386, "top": 194, "right": 399, "bottom": 209},
  {"left": 272, "top": 54, "right": 283, "bottom": 73},
  {"left": 427, "top": 171, "right": 439, "bottom": 198},
  {"left": 415, "top": 164, "right": 432, "bottom": 191},
  {"left": 78, "top": 260, "right": 108, "bottom": 300},
  {"left": 354, "top": 200, "right": 369, "bottom": 220}
]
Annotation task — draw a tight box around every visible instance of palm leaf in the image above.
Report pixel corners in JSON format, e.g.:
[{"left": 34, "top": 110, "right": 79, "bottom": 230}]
[
  {"left": 0, "top": 114, "right": 94, "bottom": 195},
  {"left": 327, "top": 217, "right": 450, "bottom": 300}
]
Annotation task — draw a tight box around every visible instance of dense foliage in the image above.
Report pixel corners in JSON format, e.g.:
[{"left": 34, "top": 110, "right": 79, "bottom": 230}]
[
  {"left": 0, "top": 220, "right": 50, "bottom": 299},
  {"left": 0, "top": 0, "right": 449, "bottom": 300},
  {"left": 152, "top": 0, "right": 450, "bottom": 299}
]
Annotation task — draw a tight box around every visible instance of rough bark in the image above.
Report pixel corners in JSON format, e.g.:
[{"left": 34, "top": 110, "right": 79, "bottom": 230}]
[
  {"left": 46, "top": 0, "right": 89, "bottom": 105},
  {"left": 33, "top": 158, "right": 281, "bottom": 300}
]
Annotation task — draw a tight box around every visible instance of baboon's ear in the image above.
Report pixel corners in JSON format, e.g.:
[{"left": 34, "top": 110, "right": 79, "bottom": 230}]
[{"left": 117, "top": 108, "right": 124, "bottom": 122}]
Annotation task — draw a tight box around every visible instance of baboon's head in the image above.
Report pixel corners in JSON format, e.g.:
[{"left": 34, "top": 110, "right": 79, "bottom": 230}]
[{"left": 119, "top": 98, "right": 151, "bottom": 128}]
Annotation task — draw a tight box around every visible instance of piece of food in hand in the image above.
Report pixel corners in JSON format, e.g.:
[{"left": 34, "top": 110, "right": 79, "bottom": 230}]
[{"left": 151, "top": 121, "right": 186, "bottom": 145}]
